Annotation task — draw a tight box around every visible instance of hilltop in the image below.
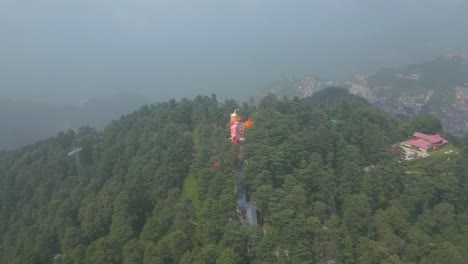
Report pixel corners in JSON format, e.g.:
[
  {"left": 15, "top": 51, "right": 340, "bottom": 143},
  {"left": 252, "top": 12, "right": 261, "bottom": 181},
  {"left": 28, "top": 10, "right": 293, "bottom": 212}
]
[{"left": 1, "top": 91, "right": 467, "bottom": 263}]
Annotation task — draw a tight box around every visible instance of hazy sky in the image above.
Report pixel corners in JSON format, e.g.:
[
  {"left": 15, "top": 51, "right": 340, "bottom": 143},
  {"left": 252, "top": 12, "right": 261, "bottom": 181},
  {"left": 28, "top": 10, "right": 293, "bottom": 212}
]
[{"left": 2, "top": 0, "right": 468, "bottom": 104}]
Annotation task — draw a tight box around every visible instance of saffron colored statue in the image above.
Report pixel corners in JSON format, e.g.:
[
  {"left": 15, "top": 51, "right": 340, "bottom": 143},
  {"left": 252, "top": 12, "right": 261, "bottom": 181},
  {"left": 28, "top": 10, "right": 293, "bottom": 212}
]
[
  {"left": 229, "top": 109, "right": 253, "bottom": 144},
  {"left": 230, "top": 109, "right": 241, "bottom": 144}
]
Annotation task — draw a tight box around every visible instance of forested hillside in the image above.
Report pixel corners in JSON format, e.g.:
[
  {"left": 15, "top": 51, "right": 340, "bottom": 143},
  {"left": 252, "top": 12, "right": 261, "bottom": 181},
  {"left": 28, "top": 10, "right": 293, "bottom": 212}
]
[{"left": 1, "top": 90, "right": 467, "bottom": 264}]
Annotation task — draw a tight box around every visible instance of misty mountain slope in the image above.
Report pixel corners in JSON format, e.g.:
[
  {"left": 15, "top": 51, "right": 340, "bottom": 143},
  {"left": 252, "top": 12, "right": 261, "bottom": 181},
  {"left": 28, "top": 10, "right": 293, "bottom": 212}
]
[
  {"left": 350, "top": 55, "right": 468, "bottom": 135},
  {"left": 264, "top": 56, "right": 468, "bottom": 136},
  {"left": 1, "top": 91, "right": 468, "bottom": 263},
  {"left": 0, "top": 98, "right": 80, "bottom": 150},
  {"left": 0, "top": 94, "right": 151, "bottom": 150}
]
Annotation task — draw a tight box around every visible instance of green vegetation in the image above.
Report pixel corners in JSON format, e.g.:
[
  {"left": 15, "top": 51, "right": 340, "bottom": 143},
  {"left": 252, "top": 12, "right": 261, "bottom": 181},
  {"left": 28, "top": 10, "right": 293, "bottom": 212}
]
[
  {"left": 403, "top": 114, "right": 443, "bottom": 135},
  {"left": 1, "top": 90, "right": 468, "bottom": 263},
  {"left": 405, "top": 144, "right": 460, "bottom": 173}
]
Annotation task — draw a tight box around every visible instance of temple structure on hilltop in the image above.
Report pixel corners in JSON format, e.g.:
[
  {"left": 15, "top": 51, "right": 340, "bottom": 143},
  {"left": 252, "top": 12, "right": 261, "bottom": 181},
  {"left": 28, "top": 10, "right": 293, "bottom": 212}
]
[{"left": 400, "top": 132, "right": 449, "bottom": 160}]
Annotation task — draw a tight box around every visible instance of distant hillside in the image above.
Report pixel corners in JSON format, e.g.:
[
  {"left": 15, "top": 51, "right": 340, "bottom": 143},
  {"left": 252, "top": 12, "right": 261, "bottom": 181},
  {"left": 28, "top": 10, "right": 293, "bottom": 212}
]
[
  {"left": 261, "top": 74, "right": 342, "bottom": 99},
  {"left": 348, "top": 55, "right": 468, "bottom": 135},
  {"left": 0, "top": 94, "right": 151, "bottom": 150},
  {"left": 261, "top": 56, "right": 468, "bottom": 136},
  {"left": 1, "top": 91, "right": 467, "bottom": 263}
]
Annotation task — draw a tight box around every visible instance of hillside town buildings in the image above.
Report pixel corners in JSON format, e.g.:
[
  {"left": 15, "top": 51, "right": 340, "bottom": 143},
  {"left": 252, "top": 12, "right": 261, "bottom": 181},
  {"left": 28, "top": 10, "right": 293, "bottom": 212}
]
[{"left": 455, "top": 86, "right": 468, "bottom": 110}]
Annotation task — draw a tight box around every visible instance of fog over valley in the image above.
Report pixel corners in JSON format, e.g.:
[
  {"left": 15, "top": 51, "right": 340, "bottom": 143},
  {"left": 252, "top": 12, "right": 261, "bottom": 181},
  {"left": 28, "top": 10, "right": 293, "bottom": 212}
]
[
  {"left": 2, "top": 0, "right": 468, "bottom": 104},
  {"left": 0, "top": 94, "right": 151, "bottom": 150}
]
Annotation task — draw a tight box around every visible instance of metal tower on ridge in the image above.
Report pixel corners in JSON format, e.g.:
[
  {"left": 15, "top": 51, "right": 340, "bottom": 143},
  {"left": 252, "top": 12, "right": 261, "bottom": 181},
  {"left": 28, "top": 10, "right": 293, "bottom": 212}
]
[{"left": 68, "top": 147, "right": 83, "bottom": 184}]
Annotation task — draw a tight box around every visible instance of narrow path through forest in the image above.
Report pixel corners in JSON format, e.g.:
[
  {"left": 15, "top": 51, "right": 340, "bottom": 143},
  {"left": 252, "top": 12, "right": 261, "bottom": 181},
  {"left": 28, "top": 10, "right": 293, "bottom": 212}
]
[{"left": 236, "top": 142, "right": 257, "bottom": 226}]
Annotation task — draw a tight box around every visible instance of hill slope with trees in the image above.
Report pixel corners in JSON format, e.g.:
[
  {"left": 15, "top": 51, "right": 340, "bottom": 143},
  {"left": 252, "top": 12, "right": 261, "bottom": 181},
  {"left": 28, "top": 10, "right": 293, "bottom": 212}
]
[{"left": 1, "top": 90, "right": 467, "bottom": 264}]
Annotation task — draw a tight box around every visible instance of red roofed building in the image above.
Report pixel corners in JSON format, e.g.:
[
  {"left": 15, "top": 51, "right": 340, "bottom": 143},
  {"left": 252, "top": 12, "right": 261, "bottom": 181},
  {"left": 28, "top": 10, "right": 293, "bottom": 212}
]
[{"left": 403, "top": 132, "right": 448, "bottom": 150}]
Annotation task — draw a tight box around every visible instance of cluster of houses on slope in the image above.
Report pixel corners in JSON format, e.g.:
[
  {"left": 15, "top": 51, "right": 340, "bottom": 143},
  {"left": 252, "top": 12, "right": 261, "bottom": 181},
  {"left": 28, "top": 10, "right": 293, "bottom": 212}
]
[
  {"left": 435, "top": 107, "right": 468, "bottom": 136},
  {"left": 395, "top": 73, "right": 422, "bottom": 81},
  {"left": 455, "top": 85, "right": 468, "bottom": 110},
  {"left": 399, "top": 132, "right": 449, "bottom": 160},
  {"left": 296, "top": 76, "right": 322, "bottom": 97}
]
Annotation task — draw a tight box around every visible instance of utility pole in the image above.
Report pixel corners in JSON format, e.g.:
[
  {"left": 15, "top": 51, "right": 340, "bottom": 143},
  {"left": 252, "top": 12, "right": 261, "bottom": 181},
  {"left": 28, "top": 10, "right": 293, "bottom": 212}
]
[{"left": 68, "top": 147, "right": 83, "bottom": 184}]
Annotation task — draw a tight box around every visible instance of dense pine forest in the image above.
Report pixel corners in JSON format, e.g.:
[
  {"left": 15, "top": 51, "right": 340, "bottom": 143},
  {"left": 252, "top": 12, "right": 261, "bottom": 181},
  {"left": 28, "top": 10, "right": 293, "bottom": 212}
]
[{"left": 1, "top": 88, "right": 468, "bottom": 263}]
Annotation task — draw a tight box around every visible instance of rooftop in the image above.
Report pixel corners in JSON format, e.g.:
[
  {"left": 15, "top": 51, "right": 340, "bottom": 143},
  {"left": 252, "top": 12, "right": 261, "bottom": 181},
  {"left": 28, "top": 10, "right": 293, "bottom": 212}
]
[
  {"left": 403, "top": 132, "right": 448, "bottom": 150},
  {"left": 404, "top": 138, "right": 432, "bottom": 150}
]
